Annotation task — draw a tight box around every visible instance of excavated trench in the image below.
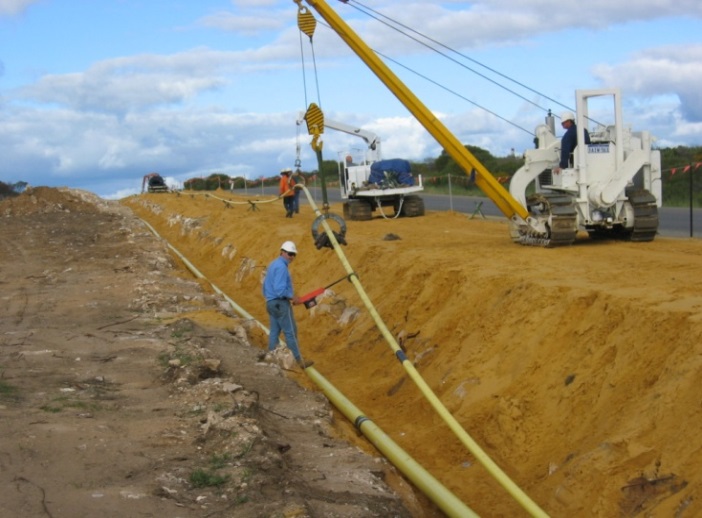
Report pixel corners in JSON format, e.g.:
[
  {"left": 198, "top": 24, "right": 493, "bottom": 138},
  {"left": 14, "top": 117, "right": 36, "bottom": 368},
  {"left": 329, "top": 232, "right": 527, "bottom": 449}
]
[{"left": 123, "top": 190, "right": 702, "bottom": 517}]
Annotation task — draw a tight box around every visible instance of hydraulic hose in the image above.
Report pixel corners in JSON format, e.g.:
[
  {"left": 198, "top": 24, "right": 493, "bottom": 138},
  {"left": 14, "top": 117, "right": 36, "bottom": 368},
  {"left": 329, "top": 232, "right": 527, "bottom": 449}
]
[
  {"left": 139, "top": 190, "right": 546, "bottom": 515},
  {"left": 296, "top": 184, "right": 548, "bottom": 518},
  {"left": 136, "top": 213, "right": 476, "bottom": 517}
]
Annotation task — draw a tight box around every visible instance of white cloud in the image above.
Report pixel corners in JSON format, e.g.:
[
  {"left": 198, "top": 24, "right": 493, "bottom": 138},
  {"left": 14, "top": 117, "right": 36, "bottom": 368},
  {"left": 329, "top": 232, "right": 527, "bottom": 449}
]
[
  {"left": 197, "top": 11, "right": 284, "bottom": 35},
  {"left": 20, "top": 72, "right": 225, "bottom": 113},
  {"left": 593, "top": 44, "right": 702, "bottom": 122},
  {"left": 232, "top": 0, "right": 278, "bottom": 7},
  {"left": 0, "top": 0, "right": 40, "bottom": 16},
  {"left": 334, "top": 1, "right": 702, "bottom": 54},
  {"left": 3, "top": 1, "right": 702, "bottom": 199},
  {"left": 12, "top": 49, "right": 247, "bottom": 113},
  {"left": 0, "top": 102, "right": 307, "bottom": 196}
]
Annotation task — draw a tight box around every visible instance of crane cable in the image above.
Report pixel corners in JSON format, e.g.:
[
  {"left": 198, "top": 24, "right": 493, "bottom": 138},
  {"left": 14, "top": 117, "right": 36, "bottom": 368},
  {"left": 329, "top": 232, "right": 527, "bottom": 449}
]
[
  {"left": 297, "top": 5, "right": 333, "bottom": 211},
  {"left": 293, "top": 3, "right": 548, "bottom": 516},
  {"left": 376, "top": 50, "right": 533, "bottom": 136},
  {"left": 309, "top": 17, "right": 533, "bottom": 136},
  {"left": 331, "top": 0, "right": 605, "bottom": 131},
  {"left": 337, "top": 0, "right": 604, "bottom": 129},
  {"left": 297, "top": 7, "right": 322, "bottom": 111},
  {"left": 346, "top": 0, "right": 570, "bottom": 116}
]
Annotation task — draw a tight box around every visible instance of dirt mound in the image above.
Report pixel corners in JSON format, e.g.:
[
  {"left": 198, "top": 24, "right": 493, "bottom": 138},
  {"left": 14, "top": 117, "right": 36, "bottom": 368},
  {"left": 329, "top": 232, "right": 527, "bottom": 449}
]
[
  {"left": 121, "top": 189, "right": 702, "bottom": 517},
  {"left": 0, "top": 186, "right": 116, "bottom": 216}
]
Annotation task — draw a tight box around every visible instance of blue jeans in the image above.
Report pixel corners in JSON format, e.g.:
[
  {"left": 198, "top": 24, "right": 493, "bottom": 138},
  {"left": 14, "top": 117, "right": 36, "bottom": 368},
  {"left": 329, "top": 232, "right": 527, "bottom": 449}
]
[
  {"left": 293, "top": 190, "right": 301, "bottom": 213},
  {"left": 266, "top": 299, "right": 301, "bottom": 360},
  {"left": 283, "top": 196, "right": 294, "bottom": 216}
]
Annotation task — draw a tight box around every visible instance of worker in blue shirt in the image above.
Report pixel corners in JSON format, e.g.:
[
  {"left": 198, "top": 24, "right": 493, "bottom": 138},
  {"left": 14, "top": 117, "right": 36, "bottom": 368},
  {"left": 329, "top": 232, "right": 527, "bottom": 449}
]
[
  {"left": 554, "top": 111, "right": 590, "bottom": 174},
  {"left": 262, "top": 241, "right": 313, "bottom": 369}
]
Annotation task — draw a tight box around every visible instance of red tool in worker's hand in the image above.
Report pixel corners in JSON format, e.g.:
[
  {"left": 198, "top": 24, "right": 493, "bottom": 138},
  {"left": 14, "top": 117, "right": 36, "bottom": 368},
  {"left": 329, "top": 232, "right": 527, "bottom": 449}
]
[{"left": 298, "top": 274, "right": 353, "bottom": 309}]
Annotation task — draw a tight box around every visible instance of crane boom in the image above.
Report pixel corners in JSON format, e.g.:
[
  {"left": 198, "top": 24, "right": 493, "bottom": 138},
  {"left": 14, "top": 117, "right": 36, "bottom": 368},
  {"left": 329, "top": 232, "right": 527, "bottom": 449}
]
[
  {"left": 297, "top": 111, "right": 382, "bottom": 162},
  {"left": 324, "top": 119, "right": 382, "bottom": 161},
  {"left": 295, "top": 0, "right": 531, "bottom": 226}
]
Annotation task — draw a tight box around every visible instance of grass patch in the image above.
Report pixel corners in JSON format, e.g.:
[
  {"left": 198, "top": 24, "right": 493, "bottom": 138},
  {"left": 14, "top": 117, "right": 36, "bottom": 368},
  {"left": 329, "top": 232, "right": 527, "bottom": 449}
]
[
  {"left": 236, "top": 440, "right": 254, "bottom": 458},
  {"left": 0, "top": 379, "right": 19, "bottom": 402},
  {"left": 158, "top": 343, "right": 196, "bottom": 368},
  {"left": 39, "top": 395, "right": 102, "bottom": 413},
  {"left": 209, "top": 452, "right": 232, "bottom": 470},
  {"left": 241, "top": 467, "right": 253, "bottom": 483},
  {"left": 189, "top": 469, "right": 230, "bottom": 488}
]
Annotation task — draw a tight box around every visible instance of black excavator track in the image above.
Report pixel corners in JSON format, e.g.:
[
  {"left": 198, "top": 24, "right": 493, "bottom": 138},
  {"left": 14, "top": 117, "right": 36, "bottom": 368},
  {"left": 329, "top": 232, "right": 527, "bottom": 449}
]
[
  {"left": 625, "top": 188, "right": 659, "bottom": 242},
  {"left": 586, "top": 188, "right": 659, "bottom": 242},
  {"left": 520, "top": 192, "right": 578, "bottom": 247}
]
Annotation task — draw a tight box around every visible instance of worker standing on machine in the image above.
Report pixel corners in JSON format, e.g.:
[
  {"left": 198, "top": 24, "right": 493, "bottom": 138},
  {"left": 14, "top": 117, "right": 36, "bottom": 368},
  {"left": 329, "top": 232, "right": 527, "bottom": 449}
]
[
  {"left": 262, "top": 241, "right": 313, "bottom": 369},
  {"left": 279, "top": 168, "right": 296, "bottom": 218},
  {"left": 553, "top": 111, "right": 590, "bottom": 174}
]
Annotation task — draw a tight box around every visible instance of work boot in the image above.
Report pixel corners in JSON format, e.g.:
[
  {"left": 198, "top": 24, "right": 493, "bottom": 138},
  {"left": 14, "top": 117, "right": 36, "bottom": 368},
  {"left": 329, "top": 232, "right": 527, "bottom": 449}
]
[{"left": 297, "top": 358, "right": 314, "bottom": 369}]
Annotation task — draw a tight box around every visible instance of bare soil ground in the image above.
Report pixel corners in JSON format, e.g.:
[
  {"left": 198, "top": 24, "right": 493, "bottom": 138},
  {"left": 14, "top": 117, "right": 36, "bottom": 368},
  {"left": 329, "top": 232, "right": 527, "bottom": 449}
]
[
  {"left": 3, "top": 186, "right": 702, "bottom": 517},
  {"left": 0, "top": 187, "right": 416, "bottom": 518}
]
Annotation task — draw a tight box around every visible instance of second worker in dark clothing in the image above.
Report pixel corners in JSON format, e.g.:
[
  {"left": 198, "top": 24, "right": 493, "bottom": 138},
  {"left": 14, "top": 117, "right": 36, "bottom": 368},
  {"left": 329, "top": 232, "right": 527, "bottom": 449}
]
[{"left": 554, "top": 110, "right": 590, "bottom": 174}]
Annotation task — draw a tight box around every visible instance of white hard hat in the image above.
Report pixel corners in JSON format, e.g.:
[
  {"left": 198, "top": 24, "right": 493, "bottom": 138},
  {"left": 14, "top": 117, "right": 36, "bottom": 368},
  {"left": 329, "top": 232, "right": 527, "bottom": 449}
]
[
  {"left": 281, "top": 241, "right": 297, "bottom": 254},
  {"left": 280, "top": 168, "right": 292, "bottom": 175},
  {"left": 560, "top": 111, "right": 575, "bottom": 122}
]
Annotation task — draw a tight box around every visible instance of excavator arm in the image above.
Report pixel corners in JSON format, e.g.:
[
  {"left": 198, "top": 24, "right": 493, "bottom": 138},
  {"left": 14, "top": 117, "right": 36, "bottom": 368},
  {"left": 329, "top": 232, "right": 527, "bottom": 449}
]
[{"left": 294, "top": 0, "right": 536, "bottom": 232}]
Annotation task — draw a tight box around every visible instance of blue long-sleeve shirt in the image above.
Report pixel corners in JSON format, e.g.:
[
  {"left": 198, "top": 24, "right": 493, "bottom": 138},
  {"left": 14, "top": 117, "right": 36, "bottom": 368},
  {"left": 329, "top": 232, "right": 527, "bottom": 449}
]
[
  {"left": 560, "top": 123, "right": 590, "bottom": 168},
  {"left": 262, "top": 255, "right": 294, "bottom": 301}
]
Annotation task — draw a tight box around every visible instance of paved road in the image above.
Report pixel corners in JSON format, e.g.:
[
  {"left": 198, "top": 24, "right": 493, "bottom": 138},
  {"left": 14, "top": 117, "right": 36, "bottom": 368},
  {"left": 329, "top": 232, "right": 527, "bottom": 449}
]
[
  {"left": 419, "top": 193, "right": 702, "bottom": 239},
  {"left": 236, "top": 186, "right": 701, "bottom": 239}
]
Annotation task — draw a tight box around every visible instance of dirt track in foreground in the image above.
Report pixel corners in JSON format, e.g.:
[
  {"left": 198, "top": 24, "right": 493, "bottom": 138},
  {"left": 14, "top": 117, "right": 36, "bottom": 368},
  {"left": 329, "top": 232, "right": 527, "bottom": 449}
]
[{"left": 0, "top": 188, "right": 416, "bottom": 518}]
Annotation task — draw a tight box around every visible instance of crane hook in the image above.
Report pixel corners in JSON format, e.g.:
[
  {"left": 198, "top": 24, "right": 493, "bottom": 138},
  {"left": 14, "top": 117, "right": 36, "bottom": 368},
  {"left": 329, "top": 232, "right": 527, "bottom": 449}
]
[{"left": 296, "top": 3, "right": 317, "bottom": 41}]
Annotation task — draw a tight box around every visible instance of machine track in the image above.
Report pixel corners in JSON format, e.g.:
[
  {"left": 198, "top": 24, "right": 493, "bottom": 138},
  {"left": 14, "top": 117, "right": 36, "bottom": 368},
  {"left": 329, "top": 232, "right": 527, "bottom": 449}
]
[
  {"left": 520, "top": 192, "right": 578, "bottom": 247},
  {"left": 626, "top": 188, "right": 659, "bottom": 242}
]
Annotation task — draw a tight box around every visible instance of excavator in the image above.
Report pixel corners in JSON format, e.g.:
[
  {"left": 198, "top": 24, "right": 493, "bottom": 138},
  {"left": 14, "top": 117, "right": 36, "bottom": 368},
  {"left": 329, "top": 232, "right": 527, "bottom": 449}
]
[
  {"left": 298, "top": 112, "right": 425, "bottom": 220},
  {"left": 509, "top": 90, "right": 661, "bottom": 244},
  {"left": 293, "top": 0, "right": 662, "bottom": 247},
  {"left": 141, "top": 172, "right": 168, "bottom": 194}
]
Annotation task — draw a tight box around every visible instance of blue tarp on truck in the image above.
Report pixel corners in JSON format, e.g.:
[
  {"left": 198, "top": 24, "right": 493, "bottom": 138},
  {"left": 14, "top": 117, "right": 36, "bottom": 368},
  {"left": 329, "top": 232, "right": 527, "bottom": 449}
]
[{"left": 369, "top": 159, "right": 414, "bottom": 188}]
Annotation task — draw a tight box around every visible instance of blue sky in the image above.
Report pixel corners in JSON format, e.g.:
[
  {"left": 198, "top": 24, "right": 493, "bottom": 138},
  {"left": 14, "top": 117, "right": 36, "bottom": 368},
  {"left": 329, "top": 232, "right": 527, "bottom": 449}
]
[{"left": 1, "top": 0, "right": 701, "bottom": 199}]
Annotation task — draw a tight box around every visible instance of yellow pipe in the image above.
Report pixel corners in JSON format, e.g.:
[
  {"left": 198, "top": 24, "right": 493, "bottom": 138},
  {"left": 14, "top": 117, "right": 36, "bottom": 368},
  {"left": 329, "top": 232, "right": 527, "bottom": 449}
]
[
  {"left": 140, "top": 193, "right": 546, "bottom": 515},
  {"left": 298, "top": 185, "right": 548, "bottom": 518},
  {"left": 305, "top": 366, "right": 478, "bottom": 518},
  {"left": 137, "top": 214, "right": 476, "bottom": 516},
  {"left": 138, "top": 217, "right": 273, "bottom": 337}
]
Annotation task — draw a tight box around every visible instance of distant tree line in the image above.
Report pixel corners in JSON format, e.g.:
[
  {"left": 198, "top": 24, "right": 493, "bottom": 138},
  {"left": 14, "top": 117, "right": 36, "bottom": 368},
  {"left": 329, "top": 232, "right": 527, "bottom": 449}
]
[
  {"left": 8, "top": 144, "right": 698, "bottom": 205},
  {"left": 658, "top": 146, "right": 702, "bottom": 206},
  {"left": 180, "top": 144, "right": 701, "bottom": 207}
]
